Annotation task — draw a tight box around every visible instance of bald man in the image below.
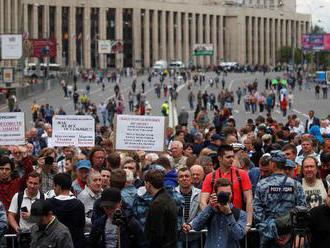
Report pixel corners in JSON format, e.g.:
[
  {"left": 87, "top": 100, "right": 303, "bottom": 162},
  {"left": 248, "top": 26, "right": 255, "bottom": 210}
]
[{"left": 190, "top": 165, "right": 205, "bottom": 189}]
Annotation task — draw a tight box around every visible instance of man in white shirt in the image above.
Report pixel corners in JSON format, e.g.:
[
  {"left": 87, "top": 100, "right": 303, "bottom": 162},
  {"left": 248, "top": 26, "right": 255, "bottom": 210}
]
[
  {"left": 8, "top": 172, "right": 44, "bottom": 232},
  {"left": 78, "top": 170, "right": 102, "bottom": 232}
]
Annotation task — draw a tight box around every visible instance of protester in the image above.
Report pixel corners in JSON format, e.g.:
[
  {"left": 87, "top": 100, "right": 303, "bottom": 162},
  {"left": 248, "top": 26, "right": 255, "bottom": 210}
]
[
  {"left": 190, "top": 164, "right": 205, "bottom": 189},
  {"left": 78, "top": 170, "right": 102, "bottom": 232},
  {"left": 300, "top": 156, "right": 327, "bottom": 209},
  {"left": 72, "top": 160, "right": 91, "bottom": 195},
  {"left": 8, "top": 172, "right": 44, "bottom": 233},
  {"left": 100, "top": 169, "right": 111, "bottom": 190},
  {"left": 0, "top": 156, "right": 21, "bottom": 211},
  {"left": 87, "top": 188, "right": 148, "bottom": 248},
  {"left": 308, "top": 187, "right": 330, "bottom": 248},
  {"left": 176, "top": 168, "right": 201, "bottom": 248},
  {"left": 144, "top": 169, "right": 178, "bottom": 248},
  {"left": 29, "top": 199, "right": 74, "bottom": 248},
  {"left": 169, "top": 141, "right": 187, "bottom": 169},
  {"left": 48, "top": 173, "right": 86, "bottom": 248}
]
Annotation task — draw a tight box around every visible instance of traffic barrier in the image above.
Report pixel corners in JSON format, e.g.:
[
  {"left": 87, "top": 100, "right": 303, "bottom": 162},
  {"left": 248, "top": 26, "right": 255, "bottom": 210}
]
[
  {"left": 185, "top": 229, "right": 207, "bottom": 248},
  {"left": 183, "top": 228, "right": 259, "bottom": 248},
  {"left": 3, "top": 233, "right": 91, "bottom": 248}
]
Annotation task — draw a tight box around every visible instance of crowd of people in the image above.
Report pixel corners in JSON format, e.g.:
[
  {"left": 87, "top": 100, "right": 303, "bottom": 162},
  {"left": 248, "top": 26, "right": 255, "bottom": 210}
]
[{"left": 1, "top": 66, "right": 330, "bottom": 248}]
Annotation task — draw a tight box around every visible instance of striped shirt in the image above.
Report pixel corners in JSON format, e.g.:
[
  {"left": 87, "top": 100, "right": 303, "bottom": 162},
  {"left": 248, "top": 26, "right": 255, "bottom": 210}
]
[{"left": 181, "top": 190, "right": 192, "bottom": 222}]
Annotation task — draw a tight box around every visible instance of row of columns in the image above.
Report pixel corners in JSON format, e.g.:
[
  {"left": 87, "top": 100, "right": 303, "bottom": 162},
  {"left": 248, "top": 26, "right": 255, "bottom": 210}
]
[
  {"left": 246, "top": 16, "right": 310, "bottom": 65},
  {"left": 0, "top": 0, "right": 20, "bottom": 34},
  {"left": 10, "top": 3, "right": 310, "bottom": 68}
]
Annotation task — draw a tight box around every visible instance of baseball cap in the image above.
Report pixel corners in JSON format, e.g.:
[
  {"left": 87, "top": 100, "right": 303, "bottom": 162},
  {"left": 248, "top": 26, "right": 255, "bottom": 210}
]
[
  {"left": 99, "top": 188, "right": 122, "bottom": 208},
  {"left": 29, "top": 199, "right": 52, "bottom": 223},
  {"left": 270, "top": 151, "right": 287, "bottom": 163},
  {"left": 76, "top": 159, "right": 91, "bottom": 170},
  {"left": 285, "top": 159, "right": 296, "bottom": 169},
  {"left": 211, "top": 133, "right": 225, "bottom": 141}
]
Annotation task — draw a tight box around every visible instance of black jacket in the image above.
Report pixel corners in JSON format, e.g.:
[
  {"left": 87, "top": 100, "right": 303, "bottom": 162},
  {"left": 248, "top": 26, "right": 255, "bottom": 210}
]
[
  {"left": 87, "top": 210, "right": 148, "bottom": 248},
  {"left": 309, "top": 204, "right": 330, "bottom": 248},
  {"left": 305, "top": 117, "right": 320, "bottom": 132},
  {"left": 47, "top": 197, "right": 86, "bottom": 248},
  {"left": 30, "top": 218, "right": 74, "bottom": 248},
  {"left": 144, "top": 188, "right": 178, "bottom": 248}
]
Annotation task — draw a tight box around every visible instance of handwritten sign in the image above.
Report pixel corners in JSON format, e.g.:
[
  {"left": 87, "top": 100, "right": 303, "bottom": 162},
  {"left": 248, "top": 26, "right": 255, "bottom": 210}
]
[
  {"left": 0, "top": 112, "right": 25, "bottom": 145},
  {"left": 52, "top": 115, "right": 95, "bottom": 147},
  {"left": 115, "top": 115, "right": 165, "bottom": 152}
]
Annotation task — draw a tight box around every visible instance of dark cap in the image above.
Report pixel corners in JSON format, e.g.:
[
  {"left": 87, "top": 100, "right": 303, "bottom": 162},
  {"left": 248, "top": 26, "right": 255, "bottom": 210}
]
[
  {"left": 271, "top": 150, "right": 287, "bottom": 163},
  {"left": 29, "top": 199, "right": 52, "bottom": 223},
  {"left": 99, "top": 188, "right": 122, "bottom": 208},
  {"left": 211, "top": 133, "right": 224, "bottom": 141}
]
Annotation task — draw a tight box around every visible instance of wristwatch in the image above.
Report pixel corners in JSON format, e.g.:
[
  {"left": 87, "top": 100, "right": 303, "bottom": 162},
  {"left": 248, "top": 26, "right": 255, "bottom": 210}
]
[{"left": 246, "top": 223, "right": 252, "bottom": 227}]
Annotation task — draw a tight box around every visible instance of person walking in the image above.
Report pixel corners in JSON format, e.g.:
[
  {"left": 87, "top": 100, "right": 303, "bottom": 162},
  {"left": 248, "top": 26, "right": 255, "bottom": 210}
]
[
  {"left": 144, "top": 170, "right": 178, "bottom": 248},
  {"left": 188, "top": 91, "right": 195, "bottom": 110},
  {"left": 236, "top": 87, "right": 242, "bottom": 105},
  {"left": 322, "top": 84, "right": 328, "bottom": 99}
]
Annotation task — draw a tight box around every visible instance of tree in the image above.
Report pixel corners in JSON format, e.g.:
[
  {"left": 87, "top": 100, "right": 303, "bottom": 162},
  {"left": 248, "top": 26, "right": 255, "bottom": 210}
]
[
  {"left": 276, "top": 46, "right": 304, "bottom": 64},
  {"left": 310, "top": 24, "right": 326, "bottom": 35}
]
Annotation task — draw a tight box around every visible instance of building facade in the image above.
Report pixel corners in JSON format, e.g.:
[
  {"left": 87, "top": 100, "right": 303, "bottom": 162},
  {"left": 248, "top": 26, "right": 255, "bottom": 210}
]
[{"left": 0, "top": 0, "right": 310, "bottom": 68}]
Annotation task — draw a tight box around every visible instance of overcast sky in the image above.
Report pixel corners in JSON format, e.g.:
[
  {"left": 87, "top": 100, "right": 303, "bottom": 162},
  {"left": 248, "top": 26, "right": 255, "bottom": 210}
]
[{"left": 296, "top": 0, "right": 330, "bottom": 32}]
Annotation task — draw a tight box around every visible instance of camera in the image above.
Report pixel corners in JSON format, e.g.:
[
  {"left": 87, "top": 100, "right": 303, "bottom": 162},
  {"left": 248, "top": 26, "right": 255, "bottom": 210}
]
[
  {"left": 45, "top": 156, "right": 54, "bottom": 166},
  {"left": 217, "top": 192, "right": 230, "bottom": 205},
  {"left": 291, "top": 206, "right": 310, "bottom": 230},
  {"left": 17, "top": 230, "right": 31, "bottom": 248},
  {"left": 112, "top": 208, "right": 125, "bottom": 226}
]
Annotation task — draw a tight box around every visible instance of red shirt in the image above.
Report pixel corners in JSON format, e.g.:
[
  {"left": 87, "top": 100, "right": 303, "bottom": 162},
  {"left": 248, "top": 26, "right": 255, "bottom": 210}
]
[
  {"left": 0, "top": 177, "right": 21, "bottom": 211},
  {"left": 202, "top": 166, "right": 252, "bottom": 209}
]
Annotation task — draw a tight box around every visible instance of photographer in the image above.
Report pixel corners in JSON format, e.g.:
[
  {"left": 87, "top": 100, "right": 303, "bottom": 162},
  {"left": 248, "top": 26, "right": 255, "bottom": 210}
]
[
  {"left": 87, "top": 188, "right": 148, "bottom": 248},
  {"left": 183, "top": 178, "right": 246, "bottom": 248}
]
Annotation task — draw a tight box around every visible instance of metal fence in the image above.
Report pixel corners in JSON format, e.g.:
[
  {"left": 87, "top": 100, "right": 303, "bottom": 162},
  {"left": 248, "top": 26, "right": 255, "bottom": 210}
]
[{"left": 4, "top": 228, "right": 258, "bottom": 248}]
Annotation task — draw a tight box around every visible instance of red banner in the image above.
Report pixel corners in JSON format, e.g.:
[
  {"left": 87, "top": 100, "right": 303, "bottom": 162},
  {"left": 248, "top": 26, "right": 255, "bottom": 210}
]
[{"left": 30, "top": 39, "right": 57, "bottom": 58}]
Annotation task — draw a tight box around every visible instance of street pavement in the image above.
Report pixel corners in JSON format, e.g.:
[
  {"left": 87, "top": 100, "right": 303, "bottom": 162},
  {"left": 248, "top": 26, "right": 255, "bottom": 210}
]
[{"left": 0, "top": 71, "right": 329, "bottom": 129}]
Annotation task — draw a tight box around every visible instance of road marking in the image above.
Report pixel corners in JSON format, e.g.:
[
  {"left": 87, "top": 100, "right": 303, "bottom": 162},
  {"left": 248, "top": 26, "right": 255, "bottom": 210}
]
[
  {"left": 292, "top": 108, "right": 309, "bottom": 118},
  {"left": 228, "top": 79, "right": 235, "bottom": 90}
]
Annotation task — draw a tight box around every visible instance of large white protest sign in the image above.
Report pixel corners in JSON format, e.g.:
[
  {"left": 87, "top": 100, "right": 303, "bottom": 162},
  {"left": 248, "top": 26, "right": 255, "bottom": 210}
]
[
  {"left": 52, "top": 115, "right": 95, "bottom": 147},
  {"left": 115, "top": 115, "right": 165, "bottom": 152},
  {"left": 0, "top": 112, "right": 25, "bottom": 145}
]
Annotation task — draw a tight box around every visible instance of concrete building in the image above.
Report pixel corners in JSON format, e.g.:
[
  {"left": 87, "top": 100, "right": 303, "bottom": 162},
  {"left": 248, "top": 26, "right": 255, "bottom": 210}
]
[{"left": 0, "top": 0, "right": 310, "bottom": 68}]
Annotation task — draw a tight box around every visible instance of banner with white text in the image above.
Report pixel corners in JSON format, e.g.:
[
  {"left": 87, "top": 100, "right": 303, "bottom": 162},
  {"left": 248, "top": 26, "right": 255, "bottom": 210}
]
[
  {"left": 52, "top": 115, "right": 95, "bottom": 147},
  {"left": 0, "top": 112, "right": 25, "bottom": 145},
  {"left": 115, "top": 115, "right": 165, "bottom": 152}
]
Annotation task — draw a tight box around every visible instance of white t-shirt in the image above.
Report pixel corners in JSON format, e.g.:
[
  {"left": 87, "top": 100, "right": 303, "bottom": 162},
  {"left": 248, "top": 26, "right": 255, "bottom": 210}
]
[
  {"left": 8, "top": 190, "right": 41, "bottom": 231},
  {"left": 302, "top": 178, "right": 327, "bottom": 209}
]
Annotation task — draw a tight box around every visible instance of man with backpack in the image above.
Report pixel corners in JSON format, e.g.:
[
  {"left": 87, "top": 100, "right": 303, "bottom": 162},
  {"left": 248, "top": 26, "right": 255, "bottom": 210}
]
[
  {"left": 183, "top": 178, "right": 247, "bottom": 248},
  {"left": 8, "top": 172, "right": 44, "bottom": 233}
]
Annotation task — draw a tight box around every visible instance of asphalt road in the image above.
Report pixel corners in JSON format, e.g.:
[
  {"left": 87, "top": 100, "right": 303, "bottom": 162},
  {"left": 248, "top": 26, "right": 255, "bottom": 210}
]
[{"left": 1, "top": 71, "right": 329, "bottom": 129}]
